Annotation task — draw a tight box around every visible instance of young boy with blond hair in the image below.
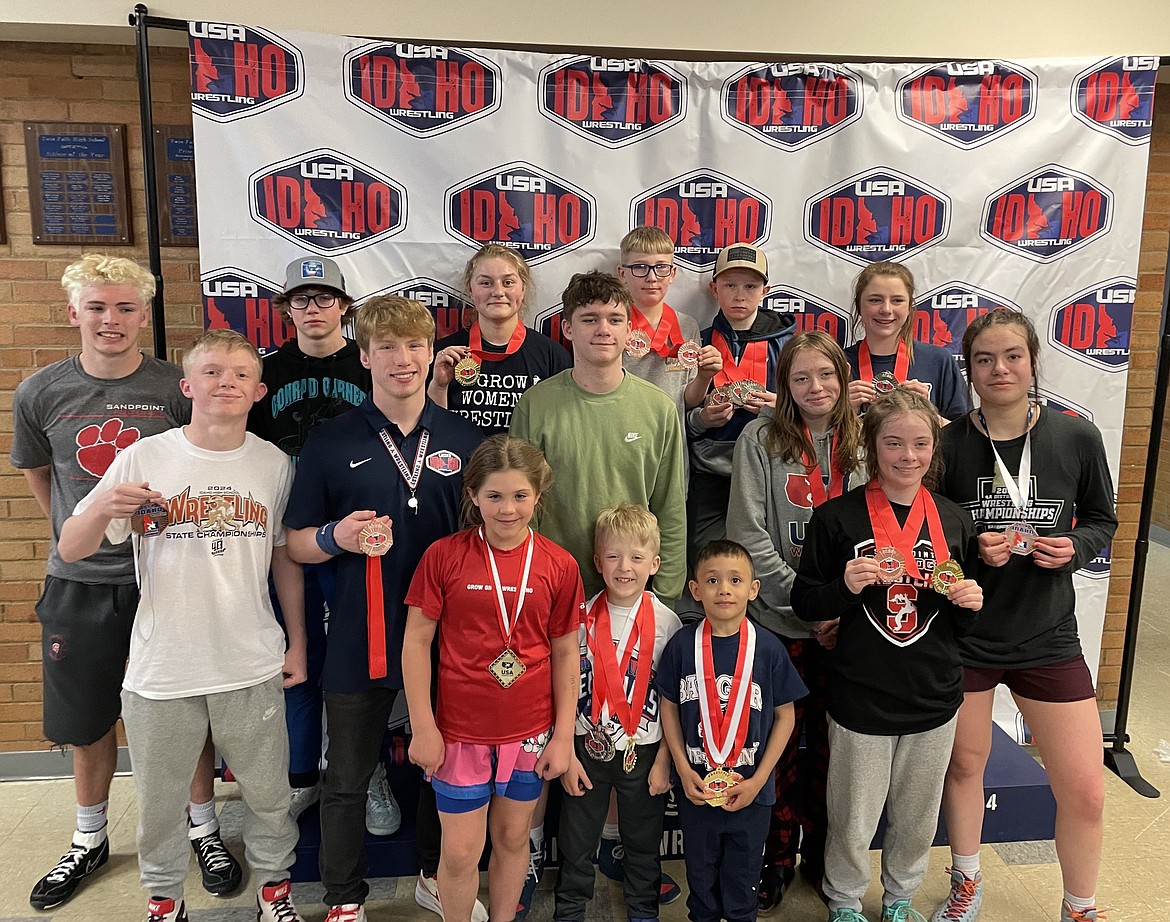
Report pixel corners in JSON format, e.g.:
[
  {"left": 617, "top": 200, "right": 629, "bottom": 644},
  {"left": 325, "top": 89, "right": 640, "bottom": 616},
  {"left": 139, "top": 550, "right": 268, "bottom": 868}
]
[
  {"left": 555, "top": 504, "right": 682, "bottom": 922},
  {"left": 58, "top": 329, "right": 307, "bottom": 922}
]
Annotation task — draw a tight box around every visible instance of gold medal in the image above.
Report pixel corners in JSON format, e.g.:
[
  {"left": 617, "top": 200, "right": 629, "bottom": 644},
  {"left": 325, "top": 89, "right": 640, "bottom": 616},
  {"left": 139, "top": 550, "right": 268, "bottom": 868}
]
[
  {"left": 875, "top": 545, "right": 906, "bottom": 583},
  {"left": 931, "top": 559, "right": 964, "bottom": 596},
  {"left": 676, "top": 340, "right": 701, "bottom": 369},
  {"left": 358, "top": 520, "right": 393, "bottom": 557},
  {"left": 622, "top": 739, "right": 637, "bottom": 774},
  {"left": 488, "top": 648, "right": 525, "bottom": 688},
  {"left": 453, "top": 354, "right": 481, "bottom": 387},
  {"left": 1005, "top": 521, "right": 1038, "bottom": 556},
  {"left": 625, "top": 329, "right": 651, "bottom": 358},
  {"left": 131, "top": 501, "right": 169, "bottom": 536},
  {"left": 702, "top": 766, "right": 741, "bottom": 808}
]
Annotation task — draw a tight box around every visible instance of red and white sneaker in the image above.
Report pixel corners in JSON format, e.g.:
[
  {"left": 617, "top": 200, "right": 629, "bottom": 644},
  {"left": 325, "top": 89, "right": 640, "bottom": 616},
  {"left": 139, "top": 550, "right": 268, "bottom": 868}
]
[
  {"left": 257, "top": 879, "right": 304, "bottom": 922},
  {"left": 147, "top": 896, "right": 188, "bottom": 922},
  {"left": 324, "top": 904, "right": 366, "bottom": 922}
]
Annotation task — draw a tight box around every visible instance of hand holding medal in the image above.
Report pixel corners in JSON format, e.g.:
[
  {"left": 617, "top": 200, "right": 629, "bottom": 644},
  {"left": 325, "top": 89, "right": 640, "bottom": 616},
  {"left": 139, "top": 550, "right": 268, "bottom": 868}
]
[{"left": 336, "top": 512, "right": 395, "bottom": 680}]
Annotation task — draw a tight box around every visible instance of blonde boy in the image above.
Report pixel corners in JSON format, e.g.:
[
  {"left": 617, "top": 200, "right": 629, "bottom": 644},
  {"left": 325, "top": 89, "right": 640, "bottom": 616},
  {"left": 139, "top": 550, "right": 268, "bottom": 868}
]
[{"left": 555, "top": 504, "right": 682, "bottom": 922}]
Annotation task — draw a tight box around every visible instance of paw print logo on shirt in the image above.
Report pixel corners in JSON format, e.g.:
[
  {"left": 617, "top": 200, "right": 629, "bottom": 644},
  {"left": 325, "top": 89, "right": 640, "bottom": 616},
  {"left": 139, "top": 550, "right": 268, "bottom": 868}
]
[{"left": 75, "top": 419, "right": 141, "bottom": 477}]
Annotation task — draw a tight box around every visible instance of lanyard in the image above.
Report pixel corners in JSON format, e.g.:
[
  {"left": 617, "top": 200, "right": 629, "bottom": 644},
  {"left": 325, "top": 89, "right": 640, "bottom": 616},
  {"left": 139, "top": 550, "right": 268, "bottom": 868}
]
[
  {"left": 978, "top": 405, "right": 1033, "bottom": 516},
  {"left": 865, "top": 481, "right": 951, "bottom": 581},
  {"left": 587, "top": 592, "right": 656, "bottom": 736},
  {"left": 711, "top": 330, "right": 768, "bottom": 388},
  {"left": 470, "top": 321, "right": 527, "bottom": 362},
  {"left": 378, "top": 427, "right": 428, "bottom": 513},
  {"left": 857, "top": 340, "right": 909, "bottom": 382},
  {"left": 479, "top": 527, "right": 535, "bottom": 649},
  {"left": 694, "top": 619, "right": 756, "bottom": 769},
  {"left": 802, "top": 425, "right": 843, "bottom": 507},
  {"left": 629, "top": 305, "right": 684, "bottom": 358}
]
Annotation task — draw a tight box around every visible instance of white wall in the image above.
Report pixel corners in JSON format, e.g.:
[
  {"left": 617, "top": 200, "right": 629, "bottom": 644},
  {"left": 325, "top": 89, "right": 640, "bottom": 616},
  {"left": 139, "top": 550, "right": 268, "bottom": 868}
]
[{"left": 3, "top": 0, "right": 1170, "bottom": 59}]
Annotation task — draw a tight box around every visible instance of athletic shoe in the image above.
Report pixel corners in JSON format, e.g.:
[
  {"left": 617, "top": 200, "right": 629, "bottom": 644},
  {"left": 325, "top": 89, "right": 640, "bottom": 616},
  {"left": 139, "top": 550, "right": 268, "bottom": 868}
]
[
  {"left": 882, "top": 900, "right": 929, "bottom": 922},
  {"left": 828, "top": 909, "right": 869, "bottom": 922},
  {"left": 258, "top": 879, "right": 305, "bottom": 922},
  {"left": 324, "top": 904, "right": 366, "bottom": 922},
  {"left": 597, "top": 836, "right": 623, "bottom": 881},
  {"left": 414, "top": 872, "right": 489, "bottom": 922},
  {"left": 289, "top": 782, "right": 321, "bottom": 821},
  {"left": 188, "top": 819, "right": 243, "bottom": 896},
  {"left": 1060, "top": 902, "right": 1105, "bottom": 922},
  {"left": 29, "top": 828, "right": 110, "bottom": 910},
  {"left": 146, "top": 896, "right": 188, "bottom": 922},
  {"left": 659, "top": 871, "right": 682, "bottom": 905},
  {"left": 757, "top": 864, "right": 795, "bottom": 915},
  {"left": 365, "top": 762, "right": 402, "bottom": 836},
  {"left": 929, "top": 868, "right": 983, "bottom": 922},
  {"left": 515, "top": 835, "right": 545, "bottom": 921}
]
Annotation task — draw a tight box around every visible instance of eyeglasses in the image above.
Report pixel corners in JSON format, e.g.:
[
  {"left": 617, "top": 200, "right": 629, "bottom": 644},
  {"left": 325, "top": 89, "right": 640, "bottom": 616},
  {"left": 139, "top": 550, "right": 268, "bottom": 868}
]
[
  {"left": 621, "top": 263, "right": 675, "bottom": 279},
  {"left": 288, "top": 291, "right": 339, "bottom": 310}
]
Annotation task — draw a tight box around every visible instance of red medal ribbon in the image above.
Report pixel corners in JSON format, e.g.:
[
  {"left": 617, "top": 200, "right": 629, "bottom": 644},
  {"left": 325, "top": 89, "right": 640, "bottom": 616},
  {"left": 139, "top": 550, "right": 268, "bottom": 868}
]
[
  {"left": 865, "top": 481, "right": 951, "bottom": 581},
  {"left": 696, "top": 619, "right": 755, "bottom": 770},
  {"left": 711, "top": 330, "right": 769, "bottom": 389},
  {"left": 629, "top": 305, "right": 684, "bottom": 359},
  {"left": 586, "top": 592, "right": 657, "bottom": 737},
  {"left": 469, "top": 321, "right": 527, "bottom": 363},
  {"left": 857, "top": 340, "right": 910, "bottom": 383},
  {"left": 802, "top": 425, "right": 843, "bottom": 508},
  {"left": 366, "top": 558, "right": 387, "bottom": 679}
]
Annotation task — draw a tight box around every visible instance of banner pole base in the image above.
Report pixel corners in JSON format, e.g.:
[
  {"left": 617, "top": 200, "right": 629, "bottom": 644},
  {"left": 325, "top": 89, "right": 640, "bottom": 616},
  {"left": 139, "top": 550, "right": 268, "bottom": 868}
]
[{"left": 1104, "top": 746, "right": 1160, "bottom": 798}]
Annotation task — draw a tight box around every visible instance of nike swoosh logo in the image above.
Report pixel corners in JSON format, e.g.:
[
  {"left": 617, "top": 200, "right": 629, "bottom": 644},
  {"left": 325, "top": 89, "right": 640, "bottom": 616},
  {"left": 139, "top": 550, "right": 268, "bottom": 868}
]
[
  {"left": 624, "top": 434, "right": 642, "bottom": 443},
  {"left": 349, "top": 458, "right": 372, "bottom": 468}
]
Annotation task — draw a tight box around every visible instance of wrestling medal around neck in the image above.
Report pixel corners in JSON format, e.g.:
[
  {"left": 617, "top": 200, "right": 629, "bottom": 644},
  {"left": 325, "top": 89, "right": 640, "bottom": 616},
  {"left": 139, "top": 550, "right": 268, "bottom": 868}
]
[
  {"left": 455, "top": 322, "right": 528, "bottom": 387},
  {"left": 695, "top": 618, "right": 756, "bottom": 807},
  {"left": 585, "top": 593, "right": 657, "bottom": 773},
  {"left": 979, "top": 405, "right": 1037, "bottom": 556},
  {"left": 481, "top": 527, "right": 535, "bottom": 689},
  {"left": 626, "top": 306, "right": 700, "bottom": 371},
  {"left": 857, "top": 340, "right": 909, "bottom": 397},
  {"left": 865, "top": 480, "right": 963, "bottom": 594},
  {"left": 709, "top": 330, "right": 768, "bottom": 407},
  {"left": 131, "top": 501, "right": 169, "bottom": 536}
]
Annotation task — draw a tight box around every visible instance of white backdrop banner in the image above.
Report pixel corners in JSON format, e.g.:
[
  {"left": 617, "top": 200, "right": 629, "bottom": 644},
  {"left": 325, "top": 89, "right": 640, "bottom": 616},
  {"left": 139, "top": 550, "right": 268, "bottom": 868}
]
[{"left": 187, "top": 25, "right": 1157, "bottom": 738}]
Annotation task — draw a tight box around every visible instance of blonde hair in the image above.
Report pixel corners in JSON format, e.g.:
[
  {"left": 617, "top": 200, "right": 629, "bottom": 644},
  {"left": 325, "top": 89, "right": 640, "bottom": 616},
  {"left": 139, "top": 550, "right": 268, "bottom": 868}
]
[
  {"left": 182, "top": 329, "right": 262, "bottom": 377},
  {"left": 462, "top": 435, "right": 554, "bottom": 528},
  {"left": 850, "top": 261, "right": 917, "bottom": 363},
  {"left": 61, "top": 254, "right": 155, "bottom": 306},
  {"left": 619, "top": 226, "right": 674, "bottom": 261},
  {"left": 594, "top": 503, "right": 661, "bottom": 556},
  {"left": 353, "top": 295, "right": 435, "bottom": 352},
  {"left": 460, "top": 244, "right": 533, "bottom": 316}
]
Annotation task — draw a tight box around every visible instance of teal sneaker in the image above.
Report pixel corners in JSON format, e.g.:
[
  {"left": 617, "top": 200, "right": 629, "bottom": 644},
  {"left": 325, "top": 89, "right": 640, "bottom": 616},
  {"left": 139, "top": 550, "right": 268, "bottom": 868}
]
[
  {"left": 828, "top": 909, "right": 869, "bottom": 922},
  {"left": 882, "top": 899, "right": 928, "bottom": 922}
]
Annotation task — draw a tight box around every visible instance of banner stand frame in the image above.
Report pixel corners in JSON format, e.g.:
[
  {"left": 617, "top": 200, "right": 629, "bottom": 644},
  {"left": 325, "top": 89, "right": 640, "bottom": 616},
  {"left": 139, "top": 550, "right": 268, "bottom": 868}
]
[{"left": 127, "top": 4, "right": 1166, "bottom": 797}]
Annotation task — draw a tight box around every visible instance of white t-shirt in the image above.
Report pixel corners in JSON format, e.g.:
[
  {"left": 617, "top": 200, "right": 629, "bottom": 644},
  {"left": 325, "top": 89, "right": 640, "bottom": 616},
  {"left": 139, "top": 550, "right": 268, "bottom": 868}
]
[
  {"left": 575, "top": 590, "right": 682, "bottom": 746},
  {"left": 74, "top": 428, "right": 293, "bottom": 700}
]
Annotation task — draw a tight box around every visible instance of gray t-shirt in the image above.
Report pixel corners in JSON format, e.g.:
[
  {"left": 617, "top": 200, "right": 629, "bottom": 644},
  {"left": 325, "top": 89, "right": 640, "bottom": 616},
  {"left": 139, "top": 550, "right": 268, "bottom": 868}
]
[{"left": 10, "top": 354, "right": 189, "bottom": 582}]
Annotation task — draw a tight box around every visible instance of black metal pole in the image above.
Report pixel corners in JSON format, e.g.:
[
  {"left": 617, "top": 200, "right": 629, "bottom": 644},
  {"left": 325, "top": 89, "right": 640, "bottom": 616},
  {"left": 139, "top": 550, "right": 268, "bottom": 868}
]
[
  {"left": 131, "top": 3, "right": 167, "bottom": 359},
  {"left": 1103, "top": 262, "right": 1169, "bottom": 797}
]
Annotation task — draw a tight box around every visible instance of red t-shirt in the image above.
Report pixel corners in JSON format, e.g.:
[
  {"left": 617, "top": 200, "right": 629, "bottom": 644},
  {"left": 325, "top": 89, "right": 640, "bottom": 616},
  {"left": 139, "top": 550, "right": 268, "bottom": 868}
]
[{"left": 406, "top": 527, "right": 585, "bottom": 744}]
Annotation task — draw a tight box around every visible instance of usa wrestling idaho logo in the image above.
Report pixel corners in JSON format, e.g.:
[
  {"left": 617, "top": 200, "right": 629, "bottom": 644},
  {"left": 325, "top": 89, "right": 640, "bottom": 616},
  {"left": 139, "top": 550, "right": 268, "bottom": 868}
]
[
  {"left": 1048, "top": 278, "right": 1134, "bottom": 372},
  {"left": 914, "top": 286, "right": 1021, "bottom": 373},
  {"left": 363, "top": 278, "right": 475, "bottom": 341},
  {"left": 896, "top": 61, "right": 1036, "bottom": 149},
  {"left": 981, "top": 165, "right": 1112, "bottom": 263},
  {"left": 763, "top": 286, "right": 851, "bottom": 349},
  {"left": 1072, "top": 56, "right": 1157, "bottom": 145},
  {"left": 445, "top": 162, "right": 596, "bottom": 266},
  {"left": 344, "top": 43, "right": 501, "bottom": 137},
  {"left": 721, "top": 63, "right": 862, "bottom": 151},
  {"left": 1036, "top": 388, "right": 1093, "bottom": 421},
  {"left": 201, "top": 268, "right": 289, "bottom": 355},
  {"left": 250, "top": 149, "right": 407, "bottom": 256},
  {"left": 539, "top": 56, "right": 686, "bottom": 148},
  {"left": 632, "top": 171, "right": 771, "bottom": 273},
  {"left": 188, "top": 22, "right": 303, "bottom": 122},
  {"left": 805, "top": 168, "right": 949, "bottom": 266}
]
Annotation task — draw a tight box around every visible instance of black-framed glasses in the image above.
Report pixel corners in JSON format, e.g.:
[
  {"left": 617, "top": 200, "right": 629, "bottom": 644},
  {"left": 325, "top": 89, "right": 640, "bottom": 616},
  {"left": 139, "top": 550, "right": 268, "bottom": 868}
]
[
  {"left": 622, "top": 263, "right": 675, "bottom": 278},
  {"left": 288, "top": 291, "right": 339, "bottom": 310}
]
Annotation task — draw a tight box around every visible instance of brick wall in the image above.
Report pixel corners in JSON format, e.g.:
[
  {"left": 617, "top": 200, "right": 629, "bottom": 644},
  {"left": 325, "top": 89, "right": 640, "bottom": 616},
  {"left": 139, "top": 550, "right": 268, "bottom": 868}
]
[{"left": 0, "top": 40, "right": 1167, "bottom": 749}]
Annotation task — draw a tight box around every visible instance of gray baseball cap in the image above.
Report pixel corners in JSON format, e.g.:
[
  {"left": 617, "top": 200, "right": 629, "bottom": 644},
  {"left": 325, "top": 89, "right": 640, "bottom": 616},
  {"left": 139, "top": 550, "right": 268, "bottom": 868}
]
[{"left": 283, "top": 256, "right": 348, "bottom": 296}]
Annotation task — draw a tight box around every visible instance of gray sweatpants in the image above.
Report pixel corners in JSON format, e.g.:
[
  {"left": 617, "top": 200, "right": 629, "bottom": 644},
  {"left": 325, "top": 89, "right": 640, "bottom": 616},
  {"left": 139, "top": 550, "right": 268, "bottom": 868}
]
[
  {"left": 121, "top": 675, "right": 297, "bottom": 900},
  {"left": 823, "top": 714, "right": 957, "bottom": 911}
]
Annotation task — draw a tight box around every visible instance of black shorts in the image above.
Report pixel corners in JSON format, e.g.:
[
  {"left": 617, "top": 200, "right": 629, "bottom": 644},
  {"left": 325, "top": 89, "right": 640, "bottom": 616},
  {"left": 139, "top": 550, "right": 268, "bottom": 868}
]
[
  {"left": 36, "top": 576, "right": 137, "bottom": 746},
  {"left": 962, "top": 654, "right": 1096, "bottom": 703}
]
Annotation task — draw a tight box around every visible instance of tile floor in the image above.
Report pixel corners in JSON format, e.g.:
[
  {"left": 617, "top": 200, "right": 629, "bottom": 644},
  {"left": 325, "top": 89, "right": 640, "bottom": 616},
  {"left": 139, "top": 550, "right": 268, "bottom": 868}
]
[{"left": 0, "top": 543, "right": 1167, "bottom": 922}]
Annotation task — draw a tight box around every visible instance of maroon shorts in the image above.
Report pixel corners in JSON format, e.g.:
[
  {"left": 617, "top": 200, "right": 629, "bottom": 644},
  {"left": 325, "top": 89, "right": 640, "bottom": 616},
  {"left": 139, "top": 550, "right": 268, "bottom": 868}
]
[{"left": 962, "top": 654, "right": 1095, "bottom": 703}]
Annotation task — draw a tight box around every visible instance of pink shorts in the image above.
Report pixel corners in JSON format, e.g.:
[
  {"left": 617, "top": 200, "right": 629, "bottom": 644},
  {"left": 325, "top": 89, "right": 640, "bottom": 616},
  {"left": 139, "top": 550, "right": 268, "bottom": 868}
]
[{"left": 432, "top": 728, "right": 551, "bottom": 813}]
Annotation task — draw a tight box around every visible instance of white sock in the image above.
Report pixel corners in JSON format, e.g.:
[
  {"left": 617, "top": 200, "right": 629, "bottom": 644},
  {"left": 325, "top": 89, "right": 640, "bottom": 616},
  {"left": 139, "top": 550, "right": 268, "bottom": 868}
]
[
  {"left": 951, "top": 852, "right": 980, "bottom": 878},
  {"left": 530, "top": 824, "right": 544, "bottom": 852},
  {"left": 602, "top": 822, "right": 620, "bottom": 841},
  {"left": 76, "top": 801, "right": 109, "bottom": 834},
  {"left": 188, "top": 798, "right": 217, "bottom": 828},
  {"left": 1064, "top": 891, "right": 1095, "bottom": 912}
]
